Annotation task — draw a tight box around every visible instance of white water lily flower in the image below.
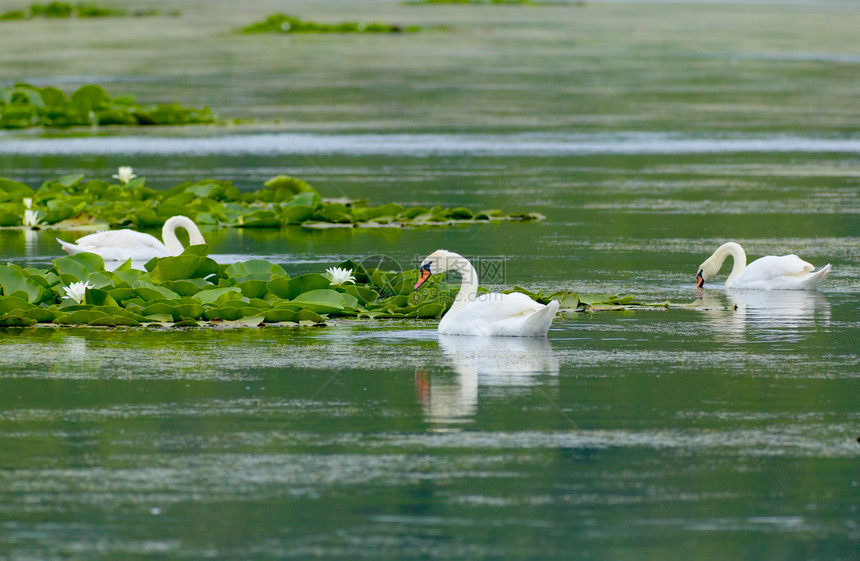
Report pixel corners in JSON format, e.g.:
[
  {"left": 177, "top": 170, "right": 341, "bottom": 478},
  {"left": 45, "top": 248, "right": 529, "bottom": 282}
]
[
  {"left": 22, "top": 210, "right": 42, "bottom": 227},
  {"left": 23, "top": 198, "right": 33, "bottom": 209},
  {"left": 325, "top": 266, "right": 356, "bottom": 285},
  {"left": 112, "top": 166, "right": 137, "bottom": 185},
  {"left": 62, "top": 280, "right": 94, "bottom": 304}
]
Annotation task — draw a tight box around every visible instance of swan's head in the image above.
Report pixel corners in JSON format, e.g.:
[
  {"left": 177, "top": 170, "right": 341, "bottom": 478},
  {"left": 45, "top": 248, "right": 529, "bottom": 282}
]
[
  {"left": 414, "top": 249, "right": 464, "bottom": 290},
  {"left": 697, "top": 242, "right": 746, "bottom": 287},
  {"left": 696, "top": 255, "right": 721, "bottom": 288}
]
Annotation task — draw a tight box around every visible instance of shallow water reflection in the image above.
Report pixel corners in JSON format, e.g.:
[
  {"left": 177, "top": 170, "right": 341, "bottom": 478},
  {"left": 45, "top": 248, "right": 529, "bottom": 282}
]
[
  {"left": 701, "top": 289, "right": 831, "bottom": 343},
  {"left": 417, "top": 335, "right": 559, "bottom": 425}
]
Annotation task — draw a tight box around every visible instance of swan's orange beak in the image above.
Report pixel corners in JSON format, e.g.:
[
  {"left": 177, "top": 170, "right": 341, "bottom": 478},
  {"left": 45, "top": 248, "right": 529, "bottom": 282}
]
[
  {"left": 696, "top": 271, "right": 705, "bottom": 288},
  {"left": 414, "top": 267, "right": 431, "bottom": 290}
]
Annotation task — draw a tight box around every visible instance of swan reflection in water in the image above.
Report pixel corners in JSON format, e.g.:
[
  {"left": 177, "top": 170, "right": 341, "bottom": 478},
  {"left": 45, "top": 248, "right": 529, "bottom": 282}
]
[
  {"left": 701, "top": 289, "right": 831, "bottom": 343},
  {"left": 416, "top": 335, "right": 559, "bottom": 425}
]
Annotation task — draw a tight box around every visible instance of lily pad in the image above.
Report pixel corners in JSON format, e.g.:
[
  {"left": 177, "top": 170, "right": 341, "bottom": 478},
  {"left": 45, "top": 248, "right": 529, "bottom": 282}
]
[
  {"left": 54, "top": 309, "right": 111, "bottom": 325},
  {"left": 0, "top": 296, "right": 33, "bottom": 314},
  {"left": 0, "top": 313, "right": 36, "bottom": 326},
  {"left": 291, "top": 289, "right": 351, "bottom": 314},
  {"left": 174, "top": 302, "right": 206, "bottom": 320},
  {"left": 161, "top": 278, "right": 214, "bottom": 297},
  {"left": 84, "top": 288, "right": 118, "bottom": 307},
  {"left": 0, "top": 265, "right": 45, "bottom": 303},
  {"left": 203, "top": 306, "right": 246, "bottom": 321},
  {"left": 0, "top": 178, "right": 34, "bottom": 198},
  {"left": 235, "top": 280, "right": 269, "bottom": 299},
  {"left": 192, "top": 287, "right": 244, "bottom": 305},
  {"left": 88, "top": 315, "right": 141, "bottom": 327},
  {"left": 149, "top": 253, "right": 219, "bottom": 284},
  {"left": 225, "top": 260, "right": 289, "bottom": 280},
  {"left": 132, "top": 282, "right": 181, "bottom": 301},
  {"left": 281, "top": 205, "right": 315, "bottom": 224},
  {"left": 22, "top": 307, "right": 59, "bottom": 323},
  {"left": 406, "top": 303, "right": 447, "bottom": 318},
  {"left": 268, "top": 273, "right": 331, "bottom": 300},
  {"left": 264, "top": 175, "right": 316, "bottom": 195},
  {"left": 52, "top": 253, "right": 106, "bottom": 284},
  {"left": 263, "top": 308, "right": 326, "bottom": 323},
  {"left": 140, "top": 302, "right": 178, "bottom": 317}
]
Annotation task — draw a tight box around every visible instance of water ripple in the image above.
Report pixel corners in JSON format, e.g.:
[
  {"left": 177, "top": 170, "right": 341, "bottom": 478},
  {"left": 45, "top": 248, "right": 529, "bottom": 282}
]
[{"left": 1, "top": 132, "right": 859, "bottom": 156}]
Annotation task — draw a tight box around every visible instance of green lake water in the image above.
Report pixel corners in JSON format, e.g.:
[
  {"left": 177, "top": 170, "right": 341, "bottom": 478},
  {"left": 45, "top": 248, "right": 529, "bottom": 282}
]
[{"left": 1, "top": 1, "right": 858, "bottom": 559}]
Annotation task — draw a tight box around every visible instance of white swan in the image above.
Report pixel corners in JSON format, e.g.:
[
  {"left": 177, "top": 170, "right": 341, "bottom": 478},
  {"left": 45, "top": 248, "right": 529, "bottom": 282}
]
[
  {"left": 696, "top": 242, "right": 830, "bottom": 290},
  {"left": 57, "top": 215, "right": 206, "bottom": 261},
  {"left": 414, "top": 249, "right": 559, "bottom": 337}
]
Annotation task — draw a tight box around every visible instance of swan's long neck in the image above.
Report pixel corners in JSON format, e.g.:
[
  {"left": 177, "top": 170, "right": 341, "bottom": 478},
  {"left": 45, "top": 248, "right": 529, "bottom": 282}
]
[
  {"left": 444, "top": 256, "right": 479, "bottom": 320},
  {"left": 715, "top": 242, "right": 747, "bottom": 284},
  {"left": 161, "top": 216, "right": 204, "bottom": 255}
]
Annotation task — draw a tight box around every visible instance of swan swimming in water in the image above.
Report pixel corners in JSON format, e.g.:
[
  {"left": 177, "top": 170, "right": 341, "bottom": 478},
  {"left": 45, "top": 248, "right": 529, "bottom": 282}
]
[
  {"left": 414, "top": 249, "right": 559, "bottom": 337},
  {"left": 57, "top": 215, "right": 206, "bottom": 261},
  {"left": 696, "top": 242, "right": 830, "bottom": 290}
]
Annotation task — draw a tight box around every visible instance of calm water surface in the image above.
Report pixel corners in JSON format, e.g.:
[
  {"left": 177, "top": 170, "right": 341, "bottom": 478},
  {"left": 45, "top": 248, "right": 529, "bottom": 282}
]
[
  {"left": 1, "top": 1, "right": 859, "bottom": 559},
  {"left": 1, "top": 144, "right": 858, "bottom": 560}
]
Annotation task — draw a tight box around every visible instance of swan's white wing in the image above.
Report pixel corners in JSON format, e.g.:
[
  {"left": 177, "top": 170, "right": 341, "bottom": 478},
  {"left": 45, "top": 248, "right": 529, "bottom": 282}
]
[
  {"left": 58, "top": 230, "right": 170, "bottom": 261},
  {"left": 731, "top": 254, "right": 829, "bottom": 290},
  {"left": 738, "top": 255, "right": 814, "bottom": 282},
  {"left": 439, "top": 292, "right": 556, "bottom": 336},
  {"left": 459, "top": 292, "right": 545, "bottom": 324},
  {"left": 73, "top": 230, "right": 164, "bottom": 249}
]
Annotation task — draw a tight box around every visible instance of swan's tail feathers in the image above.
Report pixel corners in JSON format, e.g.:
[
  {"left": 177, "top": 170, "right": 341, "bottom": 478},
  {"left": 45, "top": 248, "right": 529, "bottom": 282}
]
[
  {"left": 522, "top": 300, "right": 559, "bottom": 337},
  {"left": 56, "top": 238, "right": 82, "bottom": 255},
  {"left": 807, "top": 263, "right": 831, "bottom": 289}
]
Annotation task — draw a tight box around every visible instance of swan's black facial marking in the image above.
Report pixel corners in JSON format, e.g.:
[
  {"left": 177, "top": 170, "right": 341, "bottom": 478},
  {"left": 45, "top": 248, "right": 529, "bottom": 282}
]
[
  {"left": 414, "top": 262, "right": 433, "bottom": 290},
  {"left": 696, "top": 269, "right": 705, "bottom": 288}
]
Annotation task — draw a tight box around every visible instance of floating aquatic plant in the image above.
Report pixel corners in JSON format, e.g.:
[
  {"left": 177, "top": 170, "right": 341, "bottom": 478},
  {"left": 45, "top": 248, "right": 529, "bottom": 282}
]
[
  {"left": 326, "top": 267, "right": 356, "bottom": 286},
  {"left": 0, "top": 172, "right": 543, "bottom": 230},
  {"left": 61, "top": 280, "right": 93, "bottom": 304},
  {"left": 112, "top": 166, "right": 137, "bottom": 185},
  {"left": 241, "top": 13, "right": 418, "bottom": 34},
  {"left": 0, "top": 3, "right": 178, "bottom": 20},
  {"left": 22, "top": 209, "right": 42, "bottom": 227},
  {"left": 0, "top": 247, "right": 694, "bottom": 328},
  {"left": 0, "top": 83, "right": 214, "bottom": 129}
]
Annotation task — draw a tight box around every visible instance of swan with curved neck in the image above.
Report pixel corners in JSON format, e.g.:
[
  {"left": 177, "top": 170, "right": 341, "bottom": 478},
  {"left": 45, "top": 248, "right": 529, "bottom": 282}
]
[
  {"left": 414, "top": 249, "right": 559, "bottom": 337},
  {"left": 57, "top": 216, "right": 206, "bottom": 261},
  {"left": 696, "top": 241, "right": 830, "bottom": 290}
]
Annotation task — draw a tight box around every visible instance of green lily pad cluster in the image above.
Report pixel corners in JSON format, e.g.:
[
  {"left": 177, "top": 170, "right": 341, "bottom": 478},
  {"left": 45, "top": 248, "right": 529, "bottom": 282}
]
[
  {"left": 504, "top": 285, "right": 692, "bottom": 312},
  {"left": 0, "top": 246, "right": 693, "bottom": 328},
  {"left": 241, "top": 13, "right": 418, "bottom": 34},
  {"left": 0, "top": 2, "right": 119, "bottom": 19},
  {"left": 0, "top": 83, "right": 214, "bottom": 129},
  {"left": 0, "top": 2, "right": 175, "bottom": 20},
  {"left": 0, "top": 247, "right": 462, "bottom": 328},
  {"left": 0, "top": 172, "right": 543, "bottom": 229}
]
